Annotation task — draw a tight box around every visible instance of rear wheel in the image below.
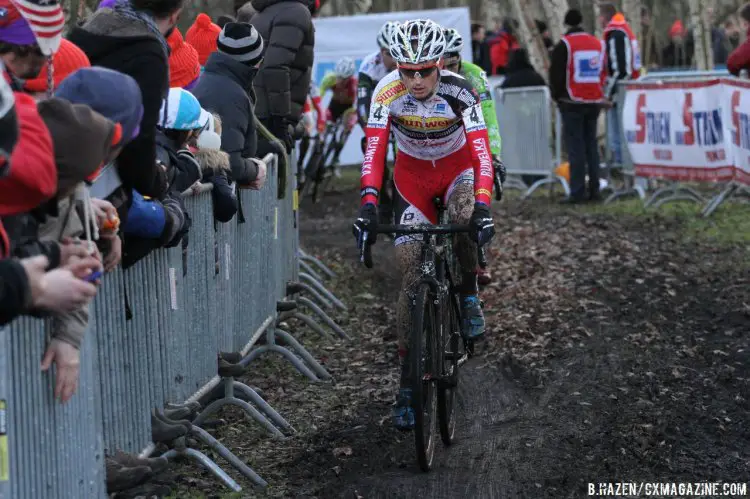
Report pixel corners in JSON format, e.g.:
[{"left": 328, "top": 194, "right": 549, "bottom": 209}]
[
  {"left": 437, "top": 293, "right": 462, "bottom": 446},
  {"left": 410, "top": 284, "right": 438, "bottom": 472}
]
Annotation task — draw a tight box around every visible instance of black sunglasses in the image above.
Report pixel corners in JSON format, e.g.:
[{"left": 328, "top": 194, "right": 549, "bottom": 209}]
[{"left": 399, "top": 65, "right": 439, "bottom": 79}]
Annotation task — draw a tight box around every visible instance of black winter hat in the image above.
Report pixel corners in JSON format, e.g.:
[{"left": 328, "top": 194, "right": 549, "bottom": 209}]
[
  {"left": 564, "top": 9, "right": 583, "bottom": 27},
  {"left": 217, "top": 22, "right": 264, "bottom": 65}
]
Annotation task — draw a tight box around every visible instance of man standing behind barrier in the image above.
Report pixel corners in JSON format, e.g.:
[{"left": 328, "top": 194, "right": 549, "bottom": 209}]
[
  {"left": 550, "top": 9, "right": 605, "bottom": 204},
  {"left": 250, "top": 0, "right": 317, "bottom": 153},
  {"left": 599, "top": 3, "right": 641, "bottom": 166}
]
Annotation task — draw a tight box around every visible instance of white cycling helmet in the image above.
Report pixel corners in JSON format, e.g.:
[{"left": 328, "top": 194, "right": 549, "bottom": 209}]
[
  {"left": 443, "top": 28, "right": 464, "bottom": 55},
  {"left": 334, "top": 57, "right": 356, "bottom": 78},
  {"left": 390, "top": 19, "right": 446, "bottom": 66},
  {"left": 377, "top": 21, "right": 400, "bottom": 50}
]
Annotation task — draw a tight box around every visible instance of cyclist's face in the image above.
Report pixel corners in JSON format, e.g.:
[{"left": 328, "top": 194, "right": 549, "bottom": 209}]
[
  {"left": 443, "top": 54, "right": 460, "bottom": 74},
  {"left": 380, "top": 48, "right": 397, "bottom": 71},
  {"left": 399, "top": 63, "right": 440, "bottom": 101}
]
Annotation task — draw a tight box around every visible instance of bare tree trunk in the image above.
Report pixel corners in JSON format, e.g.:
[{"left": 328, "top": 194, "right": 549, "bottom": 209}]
[
  {"left": 593, "top": 1, "right": 603, "bottom": 38},
  {"left": 539, "top": 0, "right": 568, "bottom": 43},
  {"left": 509, "top": 0, "right": 547, "bottom": 78},
  {"left": 622, "top": 0, "right": 642, "bottom": 43},
  {"left": 689, "top": 0, "right": 714, "bottom": 69}
]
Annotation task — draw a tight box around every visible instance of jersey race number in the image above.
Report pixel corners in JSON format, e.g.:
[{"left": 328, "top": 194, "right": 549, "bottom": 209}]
[{"left": 462, "top": 104, "right": 486, "bottom": 133}]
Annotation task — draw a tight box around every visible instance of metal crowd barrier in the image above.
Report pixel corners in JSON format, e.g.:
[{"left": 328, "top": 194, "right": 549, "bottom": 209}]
[
  {"left": 0, "top": 153, "right": 349, "bottom": 498},
  {"left": 605, "top": 70, "right": 731, "bottom": 208},
  {"left": 493, "top": 85, "right": 568, "bottom": 198}
]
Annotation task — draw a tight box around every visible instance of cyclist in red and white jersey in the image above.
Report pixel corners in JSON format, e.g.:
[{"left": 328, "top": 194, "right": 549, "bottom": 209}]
[{"left": 352, "top": 19, "right": 496, "bottom": 429}]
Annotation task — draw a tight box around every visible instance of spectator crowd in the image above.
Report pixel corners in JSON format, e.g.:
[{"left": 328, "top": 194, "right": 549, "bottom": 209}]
[{"left": 0, "top": 0, "right": 321, "bottom": 492}]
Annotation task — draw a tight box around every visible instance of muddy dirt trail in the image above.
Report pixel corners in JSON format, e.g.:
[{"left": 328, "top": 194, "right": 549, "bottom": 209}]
[
  {"left": 297, "top": 187, "right": 750, "bottom": 499},
  {"left": 155, "top": 183, "right": 750, "bottom": 499}
]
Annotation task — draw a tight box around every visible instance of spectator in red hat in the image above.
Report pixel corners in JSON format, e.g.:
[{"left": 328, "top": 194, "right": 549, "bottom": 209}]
[
  {"left": 662, "top": 20, "right": 693, "bottom": 68},
  {"left": 185, "top": 13, "right": 220, "bottom": 67},
  {"left": 23, "top": 39, "right": 91, "bottom": 96},
  {"left": 167, "top": 28, "right": 200, "bottom": 89}
]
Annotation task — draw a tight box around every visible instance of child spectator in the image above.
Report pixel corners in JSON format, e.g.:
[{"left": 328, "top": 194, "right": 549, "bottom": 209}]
[{"left": 191, "top": 112, "right": 237, "bottom": 222}]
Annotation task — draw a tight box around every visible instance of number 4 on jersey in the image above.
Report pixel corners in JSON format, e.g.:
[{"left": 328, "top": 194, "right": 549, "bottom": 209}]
[{"left": 369, "top": 103, "right": 388, "bottom": 128}]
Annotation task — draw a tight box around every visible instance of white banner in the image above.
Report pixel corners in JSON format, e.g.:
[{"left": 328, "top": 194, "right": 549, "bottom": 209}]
[
  {"left": 311, "top": 8, "right": 473, "bottom": 167},
  {"left": 622, "top": 79, "right": 750, "bottom": 184}
]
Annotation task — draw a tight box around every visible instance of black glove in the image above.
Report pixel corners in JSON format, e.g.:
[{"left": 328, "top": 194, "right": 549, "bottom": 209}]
[
  {"left": 492, "top": 156, "right": 506, "bottom": 201},
  {"left": 470, "top": 202, "right": 495, "bottom": 246},
  {"left": 270, "top": 116, "right": 293, "bottom": 153},
  {"left": 352, "top": 203, "right": 378, "bottom": 246}
]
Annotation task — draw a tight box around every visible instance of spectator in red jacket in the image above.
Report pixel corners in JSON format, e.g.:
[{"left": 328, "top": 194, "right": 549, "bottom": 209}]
[
  {"left": 727, "top": 3, "right": 750, "bottom": 76},
  {"left": 489, "top": 18, "right": 520, "bottom": 75}
]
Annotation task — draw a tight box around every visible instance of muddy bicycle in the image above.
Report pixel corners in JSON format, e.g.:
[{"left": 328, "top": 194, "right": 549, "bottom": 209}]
[{"left": 357, "top": 198, "right": 487, "bottom": 471}]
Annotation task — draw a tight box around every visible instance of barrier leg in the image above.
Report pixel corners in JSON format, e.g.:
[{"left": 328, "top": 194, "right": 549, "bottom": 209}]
[
  {"left": 188, "top": 426, "right": 268, "bottom": 487},
  {"left": 193, "top": 390, "right": 285, "bottom": 439},
  {"left": 299, "top": 259, "right": 324, "bottom": 283},
  {"left": 293, "top": 281, "right": 333, "bottom": 310},
  {"left": 162, "top": 448, "right": 243, "bottom": 491},
  {"left": 299, "top": 249, "right": 337, "bottom": 279},
  {"left": 299, "top": 272, "right": 347, "bottom": 311},
  {"left": 245, "top": 344, "right": 321, "bottom": 382},
  {"left": 297, "top": 296, "right": 351, "bottom": 340},
  {"left": 522, "top": 176, "right": 564, "bottom": 200},
  {"left": 232, "top": 381, "right": 295, "bottom": 433},
  {"left": 651, "top": 193, "right": 703, "bottom": 209},
  {"left": 644, "top": 183, "right": 678, "bottom": 208},
  {"left": 286, "top": 312, "right": 335, "bottom": 340},
  {"left": 702, "top": 184, "right": 737, "bottom": 217},
  {"left": 275, "top": 327, "right": 332, "bottom": 380},
  {"left": 502, "top": 175, "right": 529, "bottom": 193}
]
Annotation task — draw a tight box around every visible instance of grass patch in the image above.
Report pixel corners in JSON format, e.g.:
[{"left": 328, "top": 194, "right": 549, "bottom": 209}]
[{"left": 585, "top": 197, "right": 750, "bottom": 247}]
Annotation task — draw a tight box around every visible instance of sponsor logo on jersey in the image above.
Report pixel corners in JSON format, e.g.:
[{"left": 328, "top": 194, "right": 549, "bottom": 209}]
[
  {"left": 435, "top": 103, "right": 446, "bottom": 113},
  {"left": 362, "top": 136, "right": 381, "bottom": 177},
  {"left": 472, "top": 137, "right": 493, "bottom": 178},
  {"left": 438, "top": 82, "right": 478, "bottom": 108},
  {"left": 375, "top": 80, "right": 407, "bottom": 105},
  {"left": 395, "top": 115, "right": 457, "bottom": 131},
  {"left": 401, "top": 98, "right": 418, "bottom": 113}
]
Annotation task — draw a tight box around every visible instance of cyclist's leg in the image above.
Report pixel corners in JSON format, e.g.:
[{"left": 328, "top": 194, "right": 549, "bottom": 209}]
[
  {"left": 444, "top": 166, "right": 485, "bottom": 339},
  {"left": 391, "top": 156, "right": 441, "bottom": 429},
  {"left": 330, "top": 107, "right": 355, "bottom": 170}
]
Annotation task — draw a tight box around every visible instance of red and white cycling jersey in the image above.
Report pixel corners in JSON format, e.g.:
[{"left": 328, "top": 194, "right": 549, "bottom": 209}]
[{"left": 360, "top": 69, "right": 494, "bottom": 206}]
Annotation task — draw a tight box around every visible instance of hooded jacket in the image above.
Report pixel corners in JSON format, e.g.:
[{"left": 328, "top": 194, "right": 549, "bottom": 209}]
[
  {"left": 68, "top": 8, "right": 169, "bottom": 199},
  {"left": 192, "top": 52, "right": 260, "bottom": 185},
  {"left": 250, "top": 0, "right": 314, "bottom": 123},
  {"left": 3, "top": 99, "right": 116, "bottom": 268},
  {"left": 0, "top": 92, "right": 56, "bottom": 217}
]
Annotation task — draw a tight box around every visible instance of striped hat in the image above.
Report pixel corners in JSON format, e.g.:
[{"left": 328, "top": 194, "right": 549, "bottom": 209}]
[
  {"left": 217, "top": 22, "right": 263, "bottom": 65},
  {"left": 0, "top": 0, "right": 64, "bottom": 56},
  {"left": 158, "top": 87, "right": 210, "bottom": 131}
]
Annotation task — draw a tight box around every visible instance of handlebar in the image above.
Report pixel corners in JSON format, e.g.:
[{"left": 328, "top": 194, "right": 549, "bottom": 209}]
[{"left": 358, "top": 224, "right": 487, "bottom": 270}]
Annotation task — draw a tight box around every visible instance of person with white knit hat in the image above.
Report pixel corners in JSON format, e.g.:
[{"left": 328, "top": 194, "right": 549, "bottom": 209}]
[{"left": 192, "top": 22, "right": 268, "bottom": 190}]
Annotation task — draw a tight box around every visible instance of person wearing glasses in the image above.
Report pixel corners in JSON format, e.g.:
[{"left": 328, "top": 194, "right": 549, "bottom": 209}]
[{"left": 353, "top": 19, "right": 496, "bottom": 430}]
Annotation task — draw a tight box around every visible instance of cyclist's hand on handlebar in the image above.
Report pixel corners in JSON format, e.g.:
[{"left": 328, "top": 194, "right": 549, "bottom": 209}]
[
  {"left": 353, "top": 203, "right": 379, "bottom": 246},
  {"left": 470, "top": 202, "right": 495, "bottom": 247}
]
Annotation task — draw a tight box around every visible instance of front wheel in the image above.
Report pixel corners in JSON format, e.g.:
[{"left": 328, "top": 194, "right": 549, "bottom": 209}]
[
  {"left": 437, "top": 293, "right": 462, "bottom": 446},
  {"left": 410, "top": 283, "right": 438, "bottom": 472}
]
